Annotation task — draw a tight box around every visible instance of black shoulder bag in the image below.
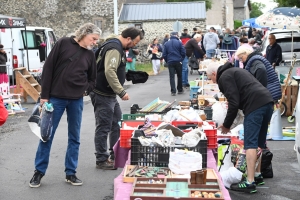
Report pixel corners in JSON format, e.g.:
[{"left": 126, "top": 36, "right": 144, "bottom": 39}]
[{"left": 53, "top": 48, "right": 83, "bottom": 81}]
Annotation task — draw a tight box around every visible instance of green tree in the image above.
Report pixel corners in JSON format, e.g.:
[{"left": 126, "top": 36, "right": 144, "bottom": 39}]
[
  {"left": 166, "top": 0, "right": 212, "bottom": 10},
  {"left": 234, "top": 20, "right": 242, "bottom": 29},
  {"left": 274, "top": 0, "right": 300, "bottom": 8},
  {"left": 250, "top": 2, "right": 265, "bottom": 18}
]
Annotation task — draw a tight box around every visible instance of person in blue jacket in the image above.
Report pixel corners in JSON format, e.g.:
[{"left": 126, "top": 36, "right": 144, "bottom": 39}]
[{"left": 163, "top": 32, "right": 186, "bottom": 96}]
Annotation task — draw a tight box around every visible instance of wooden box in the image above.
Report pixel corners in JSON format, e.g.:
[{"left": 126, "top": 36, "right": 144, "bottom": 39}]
[
  {"left": 123, "top": 165, "right": 171, "bottom": 183},
  {"left": 281, "top": 84, "right": 298, "bottom": 116},
  {"left": 179, "top": 101, "right": 191, "bottom": 106},
  {"left": 130, "top": 169, "right": 225, "bottom": 200}
]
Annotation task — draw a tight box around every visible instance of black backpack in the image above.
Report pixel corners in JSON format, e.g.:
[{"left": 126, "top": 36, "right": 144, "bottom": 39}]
[
  {"left": 188, "top": 55, "right": 199, "bottom": 69},
  {"left": 223, "top": 34, "right": 233, "bottom": 45},
  {"left": 261, "top": 148, "right": 273, "bottom": 178}
]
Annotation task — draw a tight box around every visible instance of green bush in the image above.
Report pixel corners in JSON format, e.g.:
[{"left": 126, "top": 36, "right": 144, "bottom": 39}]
[{"left": 234, "top": 20, "right": 242, "bottom": 30}]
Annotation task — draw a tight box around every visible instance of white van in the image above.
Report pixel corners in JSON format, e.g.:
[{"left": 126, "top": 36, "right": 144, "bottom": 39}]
[{"left": 0, "top": 26, "right": 57, "bottom": 77}]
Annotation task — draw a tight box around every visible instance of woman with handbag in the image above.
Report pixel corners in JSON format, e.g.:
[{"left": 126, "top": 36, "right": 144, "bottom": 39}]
[
  {"left": 126, "top": 48, "right": 139, "bottom": 72},
  {"left": 148, "top": 38, "right": 163, "bottom": 75}
]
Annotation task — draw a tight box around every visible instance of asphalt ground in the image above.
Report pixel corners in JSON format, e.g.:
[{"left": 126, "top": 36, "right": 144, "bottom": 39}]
[{"left": 0, "top": 68, "right": 299, "bottom": 200}]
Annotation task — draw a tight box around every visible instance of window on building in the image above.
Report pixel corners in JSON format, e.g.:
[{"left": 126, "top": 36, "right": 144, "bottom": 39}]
[
  {"left": 135, "top": 23, "right": 142, "bottom": 29},
  {"left": 95, "top": 20, "right": 102, "bottom": 29}
]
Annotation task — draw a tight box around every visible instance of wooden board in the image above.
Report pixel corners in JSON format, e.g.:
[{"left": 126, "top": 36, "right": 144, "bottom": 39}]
[{"left": 281, "top": 84, "right": 298, "bottom": 116}]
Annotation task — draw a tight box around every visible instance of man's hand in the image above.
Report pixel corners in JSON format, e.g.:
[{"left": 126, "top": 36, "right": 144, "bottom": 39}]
[
  {"left": 217, "top": 124, "right": 230, "bottom": 134},
  {"left": 40, "top": 99, "right": 48, "bottom": 105},
  {"left": 121, "top": 93, "right": 130, "bottom": 101}
]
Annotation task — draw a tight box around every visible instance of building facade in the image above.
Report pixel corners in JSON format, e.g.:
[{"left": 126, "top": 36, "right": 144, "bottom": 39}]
[
  {"left": 233, "top": 0, "right": 251, "bottom": 21},
  {"left": 118, "top": 2, "right": 206, "bottom": 44},
  {"left": 1, "top": 0, "right": 126, "bottom": 38},
  {"left": 206, "top": 0, "right": 234, "bottom": 30}
]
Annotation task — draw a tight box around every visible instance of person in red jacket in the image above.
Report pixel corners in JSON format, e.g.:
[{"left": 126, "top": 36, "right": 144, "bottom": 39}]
[
  {"left": 0, "top": 96, "right": 8, "bottom": 126},
  {"left": 180, "top": 29, "right": 192, "bottom": 45}
]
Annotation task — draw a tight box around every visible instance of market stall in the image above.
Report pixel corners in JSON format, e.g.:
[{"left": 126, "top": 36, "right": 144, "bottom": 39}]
[{"left": 112, "top": 91, "right": 242, "bottom": 199}]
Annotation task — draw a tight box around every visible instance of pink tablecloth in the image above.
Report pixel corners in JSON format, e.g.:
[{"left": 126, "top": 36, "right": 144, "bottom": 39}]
[{"left": 113, "top": 148, "right": 231, "bottom": 200}]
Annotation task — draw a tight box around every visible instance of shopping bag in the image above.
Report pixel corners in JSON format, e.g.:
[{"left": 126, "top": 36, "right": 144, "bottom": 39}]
[
  {"left": 40, "top": 102, "right": 54, "bottom": 142},
  {"left": 261, "top": 148, "right": 273, "bottom": 178},
  {"left": 28, "top": 101, "right": 54, "bottom": 142}
]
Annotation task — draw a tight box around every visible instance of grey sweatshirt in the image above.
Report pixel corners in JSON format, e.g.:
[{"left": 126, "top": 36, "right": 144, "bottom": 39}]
[{"left": 203, "top": 32, "right": 220, "bottom": 50}]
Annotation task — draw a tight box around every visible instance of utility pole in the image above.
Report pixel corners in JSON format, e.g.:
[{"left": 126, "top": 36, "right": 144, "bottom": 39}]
[{"left": 114, "top": 0, "right": 118, "bottom": 35}]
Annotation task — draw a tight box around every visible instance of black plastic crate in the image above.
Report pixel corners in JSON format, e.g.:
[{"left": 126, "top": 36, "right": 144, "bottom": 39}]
[{"left": 130, "top": 138, "right": 207, "bottom": 169}]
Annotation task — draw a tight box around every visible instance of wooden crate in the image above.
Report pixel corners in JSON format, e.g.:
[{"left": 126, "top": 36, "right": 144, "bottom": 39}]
[
  {"left": 281, "top": 84, "right": 298, "bottom": 116},
  {"left": 130, "top": 169, "right": 224, "bottom": 200},
  {"left": 123, "top": 165, "right": 171, "bottom": 183}
]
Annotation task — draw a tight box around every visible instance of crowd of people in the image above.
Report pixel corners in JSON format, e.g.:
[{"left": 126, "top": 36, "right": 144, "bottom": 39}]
[{"left": 153, "top": 26, "right": 283, "bottom": 96}]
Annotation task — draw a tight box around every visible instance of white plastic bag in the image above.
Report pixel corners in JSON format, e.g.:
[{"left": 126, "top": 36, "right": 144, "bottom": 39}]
[
  {"left": 231, "top": 110, "right": 244, "bottom": 129},
  {"left": 212, "top": 102, "right": 227, "bottom": 126},
  {"left": 219, "top": 167, "right": 243, "bottom": 188},
  {"left": 169, "top": 149, "right": 202, "bottom": 174},
  {"left": 182, "top": 128, "right": 206, "bottom": 147}
]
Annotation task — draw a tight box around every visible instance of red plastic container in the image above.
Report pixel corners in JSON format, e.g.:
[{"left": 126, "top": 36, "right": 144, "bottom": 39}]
[
  {"left": 203, "top": 121, "right": 217, "bottom": 149},
  {"left": 122, "top": 121, "right": 163, "bottom": 128},
  {"left": 171, "top": 121, "right": 201, "bottom": 127},
  {"left": 206, "top": 136, "right": 217, "bottom": 149},
  {"left": 120, "top": 129, "right": 135, "bottom": 148}
]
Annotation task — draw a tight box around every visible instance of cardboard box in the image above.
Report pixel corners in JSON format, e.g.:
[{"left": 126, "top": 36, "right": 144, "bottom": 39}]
[
  {"left": 203, "top": 84, "right": 220, "bottom": 96},
  {"left": 178, "top": 101, "right": 191, "bottom": 106}
]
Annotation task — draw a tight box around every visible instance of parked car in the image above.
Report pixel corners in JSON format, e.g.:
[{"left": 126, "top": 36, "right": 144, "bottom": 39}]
[{"left": 259, "top": 30, "right": 300, "bottom": 76}]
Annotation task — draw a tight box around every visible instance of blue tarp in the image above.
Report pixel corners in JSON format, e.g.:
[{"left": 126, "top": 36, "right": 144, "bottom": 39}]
[{"left": 242, "top": 18, "right": 262, "bottom": 28}]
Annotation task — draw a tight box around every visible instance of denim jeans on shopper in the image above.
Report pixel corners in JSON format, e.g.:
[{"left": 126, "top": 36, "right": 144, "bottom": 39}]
[
  {"left": 182, "top": 56, "right": 189, "bottom": 86},
  {"left": 168, "top": 62, "right": 183, "bottom": 94},
  {"left": 35, "top": 97, "right": 83, "bottom": 175},
  {"left": 206, "top": 49, "right": 215, "bottom": 59},
  {"left": 89, "top": 92, "right": 122, "bottom": 162}
]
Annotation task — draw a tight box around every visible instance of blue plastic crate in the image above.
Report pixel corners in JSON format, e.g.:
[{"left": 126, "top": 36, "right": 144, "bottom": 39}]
[{"left": 190, "top": 86, "right": 200, "bottom": 99}]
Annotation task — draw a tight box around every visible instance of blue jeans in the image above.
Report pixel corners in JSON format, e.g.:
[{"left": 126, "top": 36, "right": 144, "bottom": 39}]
[
  {"left": 35, "top": 97, "right": 83, "bottom": 175},
  {"left": 89, "top": 92, "right": 121, "bottom": 162},
  {"left": 244, "top": 102, "right": 273, "bottom": 149},
  {"left": 168, "top": 62, "right": 183, "bottom": 94},
  {"left": 182, "top": 56, "right": 189, "bottom": 86},
  {"left": 206, "top": 49, "right": 215, "bottom": 59}
]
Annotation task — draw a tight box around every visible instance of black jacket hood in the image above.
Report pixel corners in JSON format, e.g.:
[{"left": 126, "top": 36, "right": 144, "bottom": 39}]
[{"left": 216, "top": 62, "right": 233, "bottom": 83}]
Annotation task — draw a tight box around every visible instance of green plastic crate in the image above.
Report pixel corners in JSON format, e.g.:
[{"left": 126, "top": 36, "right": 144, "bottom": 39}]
[{"left": 122, "top": 114, "right": 146, "bottom": 120}]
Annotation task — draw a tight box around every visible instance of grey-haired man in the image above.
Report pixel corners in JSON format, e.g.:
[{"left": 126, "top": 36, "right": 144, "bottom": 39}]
[{"left": 29, "top": 23, "right": 101, "bottom": 188}]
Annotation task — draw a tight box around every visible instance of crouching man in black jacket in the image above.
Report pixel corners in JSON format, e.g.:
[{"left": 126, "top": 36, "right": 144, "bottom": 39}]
[{"left": 206, "top": 62, "right": 274, "bottom": 194}]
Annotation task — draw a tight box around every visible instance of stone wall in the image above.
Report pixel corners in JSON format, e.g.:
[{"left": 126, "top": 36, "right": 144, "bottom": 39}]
[{"left": 1, "top": 0, "right": 125, "bottom": 38}]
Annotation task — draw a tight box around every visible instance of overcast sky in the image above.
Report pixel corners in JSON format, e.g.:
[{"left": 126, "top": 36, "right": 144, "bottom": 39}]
[{"left": 251, "top": 0, "right": 278, "bottom": 12}]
